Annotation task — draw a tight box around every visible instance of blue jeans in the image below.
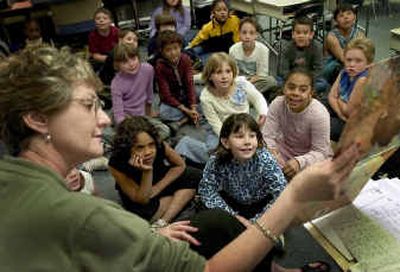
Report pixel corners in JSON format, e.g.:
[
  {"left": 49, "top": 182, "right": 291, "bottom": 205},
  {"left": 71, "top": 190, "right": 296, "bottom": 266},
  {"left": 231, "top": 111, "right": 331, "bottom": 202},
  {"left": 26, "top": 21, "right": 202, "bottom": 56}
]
[{"left": 159, "top": 103, "right": 186, "bottom": 122}]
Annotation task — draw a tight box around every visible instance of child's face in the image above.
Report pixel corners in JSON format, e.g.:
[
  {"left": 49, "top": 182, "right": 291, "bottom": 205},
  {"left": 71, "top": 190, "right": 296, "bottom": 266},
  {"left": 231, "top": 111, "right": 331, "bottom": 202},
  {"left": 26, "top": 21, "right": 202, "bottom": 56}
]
[
  {"left": 240, "top": 22, "right": 257, "bottom": 49},
  {"left": 344, "top": 48, "right": 368, "bottom": 77},
  {"left": 210, "top": 62, "right": 234, "bottom": 92},
  {"left": 94, "top": 12, "right": 112, "bottom": 32},
  {"left": 25, "top": 21, "right": 41, "bottom": 40},
  {"left": 159, "top": 24, "right": 176, "bottom": 33},
  {"left": 119, "top": 56, "right": 140, "bottom": 74},
  {"left": 221, "top": 126, "right": 258, "bottom": 162},
  {"left": 212, "top": 1, "right": 229, "bottom": 23},
  {"left": 130, "top": 132, "right": 157, "bottom": 166},
  {"left": 284, "top": 72, "right": 313, "bottom": 113},
  {"left": 335, "top": 10, "right": 356, "bottom": 30},
  {"left": 161, "top": 42, "right": 181, "bottom": 64},
  {"left": 292, "top": 24, "right": 314, "bottom": 48},
  {"left": 121, "top": 32, "right": 138, "bottom": 49}
]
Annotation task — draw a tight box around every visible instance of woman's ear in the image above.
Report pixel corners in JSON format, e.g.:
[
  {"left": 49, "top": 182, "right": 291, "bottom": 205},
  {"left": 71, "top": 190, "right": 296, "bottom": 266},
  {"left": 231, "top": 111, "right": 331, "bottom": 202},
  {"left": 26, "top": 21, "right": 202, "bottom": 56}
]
[
  {"left": 22, "top": 112, "right": 49, "bottom": 135},
  {"left": 220, "top": 138, "right": 230, "bottom": 149}
]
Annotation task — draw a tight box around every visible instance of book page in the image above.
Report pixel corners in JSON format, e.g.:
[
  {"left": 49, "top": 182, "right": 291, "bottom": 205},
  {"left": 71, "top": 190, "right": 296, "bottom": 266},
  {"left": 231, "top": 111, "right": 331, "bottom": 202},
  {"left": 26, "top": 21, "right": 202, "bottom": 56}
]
[
  {"left": 354, "top": 178, "right": 400, "bottom": 241},
  {"left": 313, "top": 204, "right": 400, "bottom": 271}
]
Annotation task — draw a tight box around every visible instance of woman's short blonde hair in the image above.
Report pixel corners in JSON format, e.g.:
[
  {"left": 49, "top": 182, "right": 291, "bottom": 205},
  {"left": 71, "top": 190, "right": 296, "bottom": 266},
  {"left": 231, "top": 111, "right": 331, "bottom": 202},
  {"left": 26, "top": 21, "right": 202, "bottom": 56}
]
[
  {"left": 0, "top": 46, "right": 102, "bottom": 154},
  {"left": 201, "top": 52, "right": 238, "bottom": 88},
  {"left": 344, "top": 37, "right": 375, "bottom": 64}
]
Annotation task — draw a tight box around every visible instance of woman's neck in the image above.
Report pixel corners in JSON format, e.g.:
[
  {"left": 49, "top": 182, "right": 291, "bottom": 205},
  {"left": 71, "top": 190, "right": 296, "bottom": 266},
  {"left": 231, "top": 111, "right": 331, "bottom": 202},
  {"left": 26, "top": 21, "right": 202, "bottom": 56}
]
[{"left": 18, "top": 139, "right": 69, "bottom": 178}]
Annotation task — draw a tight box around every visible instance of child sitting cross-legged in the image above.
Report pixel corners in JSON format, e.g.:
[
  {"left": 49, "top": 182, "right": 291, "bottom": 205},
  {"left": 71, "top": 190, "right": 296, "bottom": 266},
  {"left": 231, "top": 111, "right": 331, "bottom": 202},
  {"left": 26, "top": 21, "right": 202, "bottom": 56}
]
[
  {"left": 100, "top": 28, "right": 139, "bottom": 85},
  {"left": 148, "top": 14, "right": 177, "bottom": 58},
  {"left": 322, "top": 3, "right": 365, "bottom": 84},
  {"left": 150, "top": 0, "right": 191, "bottom": 41},
  {"left": 229, "top": 17, "right": 277, "bottom": 102},
  {"left": 88, "top": 8, "right": 119, "bottom": 65},
  {"left": 109, "top": 116, "right": 201, "bottom": 223},
  {"left": 111, "top": 43, "right": 154, "bottom": 124},
  {"left": 111, "top": 43, "right": 170, "bottom": 140},
  {"left": 263, "top": 68, "right": 333, "bottom": 180},
  {"left": 328, "top": 37, "right": 375, "bottom": 141},
  {"left": 278, "top": 16, "right": 328, "bottom": 97},
  {"left": 187, "top": 0, "right": 240, "bottom": 64},
  {"left": 200, "top": 52, "right": 268, "bottom": 151},
  {"left": 155, "top": 30, "right": 199, "bottom": 130},
  {"left": 198, "top": 113, "right": 286, "bottom": 223}
]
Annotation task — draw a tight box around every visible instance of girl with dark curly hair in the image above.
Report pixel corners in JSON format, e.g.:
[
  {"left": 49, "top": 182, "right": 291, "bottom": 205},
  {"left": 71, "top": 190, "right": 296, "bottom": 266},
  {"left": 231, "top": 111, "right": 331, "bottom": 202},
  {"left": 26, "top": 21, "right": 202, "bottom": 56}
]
[{"left": 108, "top": 116, "right": 201, "bottom": 223}]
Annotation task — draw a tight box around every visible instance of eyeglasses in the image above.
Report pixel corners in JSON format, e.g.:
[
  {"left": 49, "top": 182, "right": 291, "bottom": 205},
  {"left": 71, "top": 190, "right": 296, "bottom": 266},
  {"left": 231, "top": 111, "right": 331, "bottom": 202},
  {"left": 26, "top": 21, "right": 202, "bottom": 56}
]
[{"left": 72, "top": 96, "right": 105, "bottom": 115}]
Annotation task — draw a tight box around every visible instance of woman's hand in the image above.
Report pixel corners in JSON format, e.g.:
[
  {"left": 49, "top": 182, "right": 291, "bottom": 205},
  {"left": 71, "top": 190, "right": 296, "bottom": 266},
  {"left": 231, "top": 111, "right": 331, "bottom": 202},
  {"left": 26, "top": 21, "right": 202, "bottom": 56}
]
[
  {"left": 289, "top": 144, "right": 360, "bottom": 203},
  {"left": 129, "top": 154, "right": 153, "bottom": 171},
  {"left": 157, "top": 220, "right": 201, "bottom": 246}
]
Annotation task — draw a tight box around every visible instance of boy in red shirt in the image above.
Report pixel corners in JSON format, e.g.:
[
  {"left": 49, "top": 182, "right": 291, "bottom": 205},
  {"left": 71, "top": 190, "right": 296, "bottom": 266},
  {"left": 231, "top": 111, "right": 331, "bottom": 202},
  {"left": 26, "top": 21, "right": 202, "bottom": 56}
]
[{"left": 88, "top": 8, "right": 119, "bottom": 64}]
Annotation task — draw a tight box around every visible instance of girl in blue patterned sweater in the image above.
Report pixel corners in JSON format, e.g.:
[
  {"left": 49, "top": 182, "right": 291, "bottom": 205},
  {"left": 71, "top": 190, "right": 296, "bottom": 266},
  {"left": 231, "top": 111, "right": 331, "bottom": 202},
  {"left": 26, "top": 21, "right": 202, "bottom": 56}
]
[{"left": 198, "top": 113, "right": 286, "bottom": 225}]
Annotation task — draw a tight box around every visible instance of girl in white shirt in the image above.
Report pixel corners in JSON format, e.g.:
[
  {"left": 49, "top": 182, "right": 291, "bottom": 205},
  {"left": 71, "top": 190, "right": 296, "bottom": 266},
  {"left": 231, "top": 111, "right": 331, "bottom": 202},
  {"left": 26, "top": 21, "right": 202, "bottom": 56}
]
[{"left": 200, "top": 52, "right": 268, "bottom": 151}]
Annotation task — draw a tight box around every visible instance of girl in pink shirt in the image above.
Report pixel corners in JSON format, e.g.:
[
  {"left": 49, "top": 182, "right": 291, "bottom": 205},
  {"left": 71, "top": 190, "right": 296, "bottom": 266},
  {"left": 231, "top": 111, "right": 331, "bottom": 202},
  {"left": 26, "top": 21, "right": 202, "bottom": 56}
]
[{"left": 262, "top": 68, "right": 333, "bottom": 179}]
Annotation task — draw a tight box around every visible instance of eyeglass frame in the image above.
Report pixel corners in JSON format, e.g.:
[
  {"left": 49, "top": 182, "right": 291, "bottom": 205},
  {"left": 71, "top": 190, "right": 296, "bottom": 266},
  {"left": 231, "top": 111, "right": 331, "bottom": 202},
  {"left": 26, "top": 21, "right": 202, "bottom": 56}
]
[{"left": 71, "top": 96, "right": 105, "bottom": 116}]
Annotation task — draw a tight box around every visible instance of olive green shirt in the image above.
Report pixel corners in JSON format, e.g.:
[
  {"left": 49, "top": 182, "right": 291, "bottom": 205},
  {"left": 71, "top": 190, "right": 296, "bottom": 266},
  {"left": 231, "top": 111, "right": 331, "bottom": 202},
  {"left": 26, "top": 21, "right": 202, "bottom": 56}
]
[{"left": 0, "top": 156, "right": 205, "bottom": 271}]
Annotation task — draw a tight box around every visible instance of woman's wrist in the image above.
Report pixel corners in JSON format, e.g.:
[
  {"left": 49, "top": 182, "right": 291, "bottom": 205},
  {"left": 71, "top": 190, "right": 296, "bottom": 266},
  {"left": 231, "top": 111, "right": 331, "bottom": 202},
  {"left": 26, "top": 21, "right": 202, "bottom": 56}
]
[{"left": 257, "top": 189, "right": 298, "bottom": 235}]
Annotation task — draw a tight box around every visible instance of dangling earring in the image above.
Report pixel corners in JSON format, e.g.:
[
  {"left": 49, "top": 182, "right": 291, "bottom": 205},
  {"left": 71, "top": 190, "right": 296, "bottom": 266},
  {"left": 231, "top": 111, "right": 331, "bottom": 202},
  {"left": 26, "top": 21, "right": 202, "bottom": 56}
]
[{"left": 44, "top": 133, "right": 51, "bottom": 143}]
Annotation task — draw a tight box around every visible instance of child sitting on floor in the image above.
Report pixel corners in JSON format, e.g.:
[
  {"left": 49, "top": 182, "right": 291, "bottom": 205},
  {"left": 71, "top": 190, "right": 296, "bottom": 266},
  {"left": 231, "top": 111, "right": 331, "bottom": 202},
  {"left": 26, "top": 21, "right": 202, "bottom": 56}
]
[
  {"left": 108, "top": 116, "right": 201, "bottom": 223},
  {"left": 279, "top": 16, "right": 328, "bottom": 96},
  {"left": 200, "top": 52, "right": 268, "bottom": 151},
  {"left": 229, "top": 17, "right": 277, "bottom": 101},
  {"left": 263, "top": 68, "right": 333, "bottom": 180},
  {"left": 150, "top": 0, "right": 191, "bottom": 41},
  {"left": 155, "top": 30, "right": 199, "bottom": 130},
  {"left": 199, "top": 113, "right": 286, "bottom": 223},
  {"left": 111, "top": 43, "right": 170, "bottom": 140},
  {"left": 88, "top": 8, "right": 119, "bottom": 66},
  {"left": 111, "top": 43, "right": 154, "bottom": 124},
  {"left": 148, "top": 14, "right": 177, "bottom": 58},
  {"left": 322, "top": 3, "right": 365, "bottom": 84},
  {"left": 187, "top": 0, "right": 240, "bottom": 63},
  {"left": 328, "top": 37, "right": 375, "bottom": 141},
  {"left": 100, "top": 28, "right": 139, "bottom": 85}
]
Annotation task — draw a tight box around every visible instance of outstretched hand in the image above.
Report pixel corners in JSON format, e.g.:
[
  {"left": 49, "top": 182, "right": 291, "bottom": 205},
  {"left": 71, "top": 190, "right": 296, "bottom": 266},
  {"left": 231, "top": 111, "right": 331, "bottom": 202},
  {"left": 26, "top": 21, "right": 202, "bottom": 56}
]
[
  {"left": 289, "top": 144, "right": 360, "bottom": 203},
  {"left": 157, "top": 220, "right": 201, "bottom": 246}
]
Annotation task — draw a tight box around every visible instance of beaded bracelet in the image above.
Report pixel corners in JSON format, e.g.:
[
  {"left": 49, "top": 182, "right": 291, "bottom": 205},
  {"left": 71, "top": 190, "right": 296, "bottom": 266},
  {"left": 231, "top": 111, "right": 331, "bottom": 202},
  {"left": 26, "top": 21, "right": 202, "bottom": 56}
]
[{"left": 253, "top": 220, "right": 279, "bottom": 245}]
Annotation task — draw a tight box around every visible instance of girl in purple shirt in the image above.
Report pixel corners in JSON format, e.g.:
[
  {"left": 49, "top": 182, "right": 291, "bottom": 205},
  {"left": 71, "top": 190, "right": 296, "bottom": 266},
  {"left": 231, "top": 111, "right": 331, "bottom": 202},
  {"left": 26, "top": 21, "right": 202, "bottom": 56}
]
[{"left": 111, "top": 43, "right": 154, "bottom": 124}]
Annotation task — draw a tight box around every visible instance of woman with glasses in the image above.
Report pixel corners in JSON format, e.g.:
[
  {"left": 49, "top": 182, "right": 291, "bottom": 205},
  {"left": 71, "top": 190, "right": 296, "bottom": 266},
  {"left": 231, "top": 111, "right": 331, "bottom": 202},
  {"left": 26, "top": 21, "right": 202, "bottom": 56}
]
[{"left": 0, "top": 46, "right": 360, "bottom": 271}]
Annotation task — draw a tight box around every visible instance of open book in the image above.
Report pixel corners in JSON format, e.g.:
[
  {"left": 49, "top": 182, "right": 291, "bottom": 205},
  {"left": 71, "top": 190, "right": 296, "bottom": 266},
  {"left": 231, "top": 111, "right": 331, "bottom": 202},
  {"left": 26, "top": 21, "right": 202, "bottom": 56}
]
[{"left": 307, "top": 177, "right": 400, "bottom": 271}]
